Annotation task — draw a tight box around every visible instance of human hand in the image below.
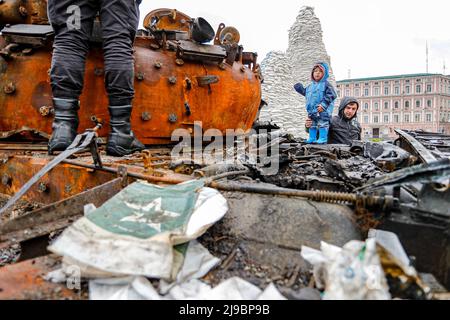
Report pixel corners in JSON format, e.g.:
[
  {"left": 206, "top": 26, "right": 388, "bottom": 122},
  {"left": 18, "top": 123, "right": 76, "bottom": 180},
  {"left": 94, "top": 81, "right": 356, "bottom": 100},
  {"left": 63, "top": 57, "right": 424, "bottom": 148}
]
[
  {"left": 317, "top": 105, "right": 324, "bottom": 113},
  {"left": 305, "top": 117, "right": 312, "bottom": 128}
]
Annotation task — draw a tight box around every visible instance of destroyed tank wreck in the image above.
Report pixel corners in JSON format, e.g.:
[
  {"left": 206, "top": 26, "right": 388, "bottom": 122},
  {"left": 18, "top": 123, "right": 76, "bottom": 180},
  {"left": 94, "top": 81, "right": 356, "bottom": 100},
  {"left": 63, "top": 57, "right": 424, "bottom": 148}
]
[
  {"left": 0, "top": 4, "right": 262, "bottom": 144},
  {"left": 0, "top": 2, "right": 449, "bottom": 301}
]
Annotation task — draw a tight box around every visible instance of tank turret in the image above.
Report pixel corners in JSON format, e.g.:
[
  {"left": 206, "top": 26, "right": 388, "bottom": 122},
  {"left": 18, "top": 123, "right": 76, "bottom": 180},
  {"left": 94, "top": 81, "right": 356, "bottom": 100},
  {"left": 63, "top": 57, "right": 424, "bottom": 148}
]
[{"left": 0, "top": 6, "right": 262, "bottom": 144}]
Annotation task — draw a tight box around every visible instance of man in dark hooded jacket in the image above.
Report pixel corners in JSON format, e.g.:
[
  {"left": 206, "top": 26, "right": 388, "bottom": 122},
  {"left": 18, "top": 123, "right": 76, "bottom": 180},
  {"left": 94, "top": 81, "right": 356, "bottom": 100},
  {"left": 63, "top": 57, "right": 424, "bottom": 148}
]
[
  {"left": 305, "top": 96, "right": 361, "bottom": 145},
  {"left": 328, "top": 96, "right": 361, "bottom": 144}
]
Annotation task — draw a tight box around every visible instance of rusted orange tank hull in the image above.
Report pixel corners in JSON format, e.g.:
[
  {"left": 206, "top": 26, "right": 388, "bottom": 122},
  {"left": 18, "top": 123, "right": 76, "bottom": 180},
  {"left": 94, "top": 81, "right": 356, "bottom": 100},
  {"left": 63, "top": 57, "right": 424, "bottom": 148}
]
[{"left": 0, "top": 38, "right": 261, "bottom": 145}]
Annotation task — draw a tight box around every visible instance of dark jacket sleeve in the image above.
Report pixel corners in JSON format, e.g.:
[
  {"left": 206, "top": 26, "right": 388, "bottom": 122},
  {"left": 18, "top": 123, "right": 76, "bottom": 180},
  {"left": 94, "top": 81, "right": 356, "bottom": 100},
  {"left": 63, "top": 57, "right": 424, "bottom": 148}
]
[
  {"left": 328, "top": 116, "right": 338, "bottom": 143},
  {"left": 294, "top": 83, "right": 306, "bottom": 96},
  {"left": 354, "top": 120, "right": 362, "bottom": 140},
  {"left": 320, "top": 82, "right": 337, "bottom": 110}
]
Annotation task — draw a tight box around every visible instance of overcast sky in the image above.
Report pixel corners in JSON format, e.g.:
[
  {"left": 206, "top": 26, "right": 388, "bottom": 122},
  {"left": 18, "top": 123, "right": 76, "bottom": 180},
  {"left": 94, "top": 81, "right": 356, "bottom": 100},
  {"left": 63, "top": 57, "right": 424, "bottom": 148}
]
[{"left": 139, "top": 0, "right": 450, "bottom": 80}]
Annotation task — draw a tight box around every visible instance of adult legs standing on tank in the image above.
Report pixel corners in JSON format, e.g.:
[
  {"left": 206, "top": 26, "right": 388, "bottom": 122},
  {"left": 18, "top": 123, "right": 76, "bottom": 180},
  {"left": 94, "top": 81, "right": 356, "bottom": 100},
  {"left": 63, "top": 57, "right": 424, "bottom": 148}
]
[{"left": 47, "top": 0, "right": 144, "bottom": 156}]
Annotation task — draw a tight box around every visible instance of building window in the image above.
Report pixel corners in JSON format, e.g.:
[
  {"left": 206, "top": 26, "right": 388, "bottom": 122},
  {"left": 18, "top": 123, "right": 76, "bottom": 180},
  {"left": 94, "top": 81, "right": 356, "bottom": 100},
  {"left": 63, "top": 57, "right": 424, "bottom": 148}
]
[
  {"left": 394, "top": 114, "right": 399, "bottom": 123},
  {"left": 373, "top": 115, "right": 379, "bottom": 123},
  {"left": 416, "top": 100, "right": 421, "bottom": 108},
  {"left": 394, "top": 101, "right": 399, "bottom": 109},
  {"left": 345, "top": 89, "right": 350, "bottom": 96},
  {"left": 374, "top": 87, "right": 380, "bottom": 96},
  {"left": 355, "top": 89, "right": 360, "bottom": 97},
  {"left": 364, "top": 103, "right": 369, "bottom": 111},
  {"left": 427, "top": 84, "right": 432, "bottom": 93},
  {"left": 414, "top": 113, "right": 421, "bottom": 122},
  {"left": 416, "top": 85, "right": 421, "bottom": 93},
  {"left": 406, "top": 80, "right": 410, "bottom": 83},
  {"left": 405, "top": 101, "right": 410, "bottom": 108},
  {"left": 426, "top": 113, "right": 432, "bottom": 122},
  {"left": 384, "top": 102, "right": 389, "bottom": 109},
  {"left": 427, "top": 100, "right": 432, "bottom": 108},
  {"left": 363, "top": 116, "right": 369, "bottom": 124},
  {"left": 337, "top": 90, "right": 341, "bottom": 97},
  {"left": 364, "top": 88, "right": 369, "bottom": 96},
  {"left": 404, "top": 114, "right": 410, "bottom": 123},
  {"left": 394, "top": 87, "right": 400, "bottom": 95},
  {"left": 405, "top": 86, "right": 410, "bottom": 94},
  {"left": 384, "top": 87, "right": 389, "bottom": 95},
  {"left": 374, "top": 102, "right": 379, "bottom": 111},
  {"left": 383, "top": 114, "right": 389, "bottom": 123}
]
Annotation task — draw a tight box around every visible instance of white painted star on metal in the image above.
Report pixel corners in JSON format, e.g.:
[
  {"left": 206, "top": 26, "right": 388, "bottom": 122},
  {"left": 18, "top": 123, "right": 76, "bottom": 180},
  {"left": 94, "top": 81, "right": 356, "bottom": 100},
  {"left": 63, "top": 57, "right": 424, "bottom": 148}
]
[{"left": 120, "top": 198, "right": 181, "bottom": 232}]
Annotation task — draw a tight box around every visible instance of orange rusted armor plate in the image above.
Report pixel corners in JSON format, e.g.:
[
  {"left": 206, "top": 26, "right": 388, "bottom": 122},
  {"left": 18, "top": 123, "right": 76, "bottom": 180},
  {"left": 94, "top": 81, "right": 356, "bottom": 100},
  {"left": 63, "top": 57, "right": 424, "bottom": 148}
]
[
  {"left": 0, "top": 37, "right": 262, "bottom": 145},
  {"left": 0, "top": 0, "right": 49, "bottom": 25},
  {"left": 0, "top": 254, "right": 83, "bottom": 300}
]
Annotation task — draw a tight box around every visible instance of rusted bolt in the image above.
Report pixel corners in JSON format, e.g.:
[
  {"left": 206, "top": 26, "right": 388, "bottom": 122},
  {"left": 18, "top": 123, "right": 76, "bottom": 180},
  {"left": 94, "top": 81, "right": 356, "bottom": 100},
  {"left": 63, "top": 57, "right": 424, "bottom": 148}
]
[
  {"left": 240, "top": 66, "right": 246, "bottom": 73},
  {"left": 136, "top": 71, "right": 145, "bottom": 81},
  {"left": 94, "top": 67, "right": 104, "bottom": 76},
  {"left": 141, "top": 111, "right": 151, "bottom": 121},
  {"left": 142, "top": 150, "right": 153, "bottom": 173},
  {"left": 168, "top": 76, "right": 177, "bottom": 85},
  {"left": 218, "top": 62, "right": 226, "bottom": 70},
  {"left": 1, "top": 174, "right": 11, "bottom": 187},
  {"left": 168, "top": 113, "right": 178, "bottom": 123},
  {"left": 154, "top": 61, "right": 162, "bottom": 69},
  {"left": 175, "top": 58, "right": 184, "bottom": 66},
  {"left": 4, "top": 82, "right": 15, "bottom": 94},
  {"left": 39, "top": 106, "right": 52, "bottom": 117},
  {"left": 19, "top": 6, "right": 28, "bottom": 17},
  {"left": 38, "top": 182, "right": 49, "bottom": 193}
]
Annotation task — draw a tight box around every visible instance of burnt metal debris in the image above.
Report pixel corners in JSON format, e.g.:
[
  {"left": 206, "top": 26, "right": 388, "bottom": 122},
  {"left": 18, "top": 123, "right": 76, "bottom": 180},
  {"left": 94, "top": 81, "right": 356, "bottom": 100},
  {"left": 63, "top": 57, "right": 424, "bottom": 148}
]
[
  {"left": 0, "top": 128, "right": 448, "bottom": 299},
  {"left": 0, "top": 4, "right": 449, "bottom": 300}
]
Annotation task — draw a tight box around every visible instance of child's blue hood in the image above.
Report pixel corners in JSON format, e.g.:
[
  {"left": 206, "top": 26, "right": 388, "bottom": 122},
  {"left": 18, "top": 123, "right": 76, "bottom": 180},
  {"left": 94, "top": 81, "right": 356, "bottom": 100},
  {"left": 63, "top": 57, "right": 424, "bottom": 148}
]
[{"left": 311, "top": 62, "right": 330, "bottom": 83}]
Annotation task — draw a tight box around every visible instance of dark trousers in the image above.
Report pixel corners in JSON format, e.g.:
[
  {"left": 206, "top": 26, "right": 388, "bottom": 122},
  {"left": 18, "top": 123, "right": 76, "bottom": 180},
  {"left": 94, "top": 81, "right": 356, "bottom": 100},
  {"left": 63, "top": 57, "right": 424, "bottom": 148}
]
[{"left": 48, "top": 0, "right": 140, "bottom": 106}]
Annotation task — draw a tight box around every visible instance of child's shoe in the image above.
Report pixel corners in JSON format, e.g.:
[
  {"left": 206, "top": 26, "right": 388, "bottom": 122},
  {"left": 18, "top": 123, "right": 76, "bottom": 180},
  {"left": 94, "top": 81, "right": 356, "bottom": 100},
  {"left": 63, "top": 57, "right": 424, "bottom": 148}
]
[
  {"left": 316, "top": 127, "right": 329, "bottom": 144},
  {"left": 306, "top": 127, "right": 317, "bottom": 144}
]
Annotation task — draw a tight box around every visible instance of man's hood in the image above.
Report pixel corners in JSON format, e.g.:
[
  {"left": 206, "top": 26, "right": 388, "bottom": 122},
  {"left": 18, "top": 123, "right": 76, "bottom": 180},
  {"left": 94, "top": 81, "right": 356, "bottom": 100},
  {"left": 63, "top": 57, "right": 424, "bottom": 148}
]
[
  {"left": 338, "top": 96, "right": 359, "bottom": 120},
  {"left": 311, "top": 62, "right": 330, "bottom": 83}
]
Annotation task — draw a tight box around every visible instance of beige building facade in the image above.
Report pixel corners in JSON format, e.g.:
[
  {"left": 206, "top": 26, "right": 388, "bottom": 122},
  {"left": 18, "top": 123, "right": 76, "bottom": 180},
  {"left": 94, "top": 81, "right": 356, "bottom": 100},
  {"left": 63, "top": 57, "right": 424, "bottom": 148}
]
[{"left": 336, "top": 73, "right": 450, "bottom": 139}]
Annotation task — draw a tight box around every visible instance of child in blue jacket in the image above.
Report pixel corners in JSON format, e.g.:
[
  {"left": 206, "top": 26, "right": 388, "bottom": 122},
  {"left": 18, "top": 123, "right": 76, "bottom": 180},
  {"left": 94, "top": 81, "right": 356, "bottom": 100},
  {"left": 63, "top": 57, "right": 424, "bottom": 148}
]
[{"left": 294, "top": 62, "right": 337, "bottom": 144}]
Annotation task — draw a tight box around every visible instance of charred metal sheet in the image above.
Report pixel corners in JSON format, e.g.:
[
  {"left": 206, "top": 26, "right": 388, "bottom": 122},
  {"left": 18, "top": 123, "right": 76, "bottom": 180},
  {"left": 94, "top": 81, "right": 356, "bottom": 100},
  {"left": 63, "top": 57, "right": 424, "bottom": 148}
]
[
  {"left": 395, "top": 129, "right": 437, "bottom": 164},
  {"left": 1, "top": 24, "right": 54, "bottom": 47},
  {"left": 350, "top": 140, "right": 414, "bottom": 171},
  {"left": 0, "top": 130, "right": 101, "bottom": 216},
  {"left": 380, "top": 215, "right": 450, "bottom": 290},
  {"left": 0, "top": 155, "right": 115, "bottom": 205},
  {"left": 0, "top": 178, "right": 125, "bottom": 250},
  {"left": 358, "top": 159, "right": 450, "bottom": 191},
  {"left": 177, "top": 40, "right": 227, "bottom": 63},
  {"left": 0, "top": 255, "right": 82, "bottom": 300}
]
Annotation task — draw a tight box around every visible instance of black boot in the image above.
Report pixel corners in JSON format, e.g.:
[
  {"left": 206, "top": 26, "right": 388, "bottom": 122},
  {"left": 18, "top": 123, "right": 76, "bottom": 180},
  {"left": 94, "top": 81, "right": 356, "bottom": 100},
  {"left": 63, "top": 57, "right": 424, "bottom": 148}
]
[
  {"left": 48, "top": 98, "right": 80, "bottom": 154},
  {"left": 106, "top": 105, "right": 145, "bottom": 157}
]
